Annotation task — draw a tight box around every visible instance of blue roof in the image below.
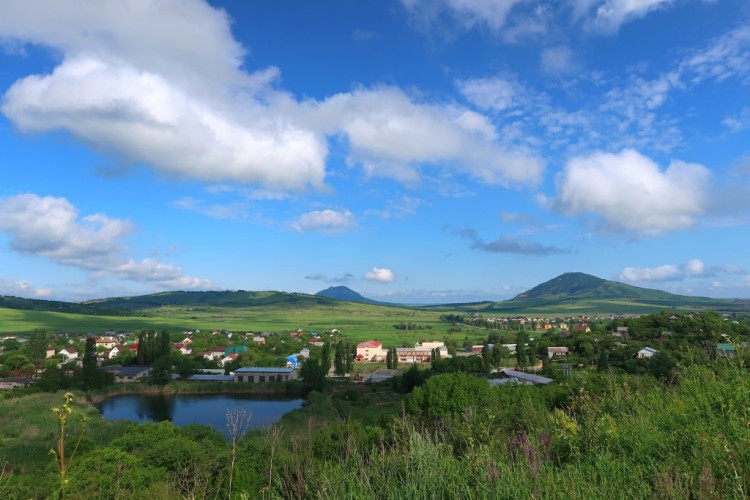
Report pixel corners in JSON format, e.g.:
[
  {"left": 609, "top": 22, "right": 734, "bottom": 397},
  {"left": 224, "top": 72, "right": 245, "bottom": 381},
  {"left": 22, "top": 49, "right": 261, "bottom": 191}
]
[
  {"left": 234, "top": 367, "right": 295, "bottom": 374},
  {"left": 491, "top": 369, "right": 553, "bottom": 385}
]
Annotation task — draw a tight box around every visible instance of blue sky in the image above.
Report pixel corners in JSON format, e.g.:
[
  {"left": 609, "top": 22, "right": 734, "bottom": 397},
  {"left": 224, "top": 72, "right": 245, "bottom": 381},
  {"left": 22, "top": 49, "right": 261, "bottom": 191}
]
[{"left": 0, "top": 0, "right": 749, "bottom": 303}]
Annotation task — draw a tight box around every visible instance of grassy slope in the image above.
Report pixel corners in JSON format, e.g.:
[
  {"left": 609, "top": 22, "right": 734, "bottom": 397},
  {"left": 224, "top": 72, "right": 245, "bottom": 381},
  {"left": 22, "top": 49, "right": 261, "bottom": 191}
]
[{"left": 0, "top": 303, "right": 486, "bottom": 345}]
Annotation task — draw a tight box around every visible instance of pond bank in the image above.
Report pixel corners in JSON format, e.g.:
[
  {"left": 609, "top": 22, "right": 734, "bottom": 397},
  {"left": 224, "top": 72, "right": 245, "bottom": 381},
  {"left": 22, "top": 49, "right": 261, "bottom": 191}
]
[{"left": 86, "top": 380, "right": 309, "bottom": 404}]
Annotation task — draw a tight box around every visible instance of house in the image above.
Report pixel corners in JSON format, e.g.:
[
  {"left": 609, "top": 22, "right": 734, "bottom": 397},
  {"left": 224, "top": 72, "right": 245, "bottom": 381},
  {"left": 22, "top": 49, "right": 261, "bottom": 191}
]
[
  {"left": 395, "top": 341, "right": 449, "bottom": 363},
  {"left": 356, "top": 340, "right": 387, "bottom": 362},
  {"left": 46, "top": 345, "right": 56, "bottom": 359},
  {"left": 219, "top": 353, "right": 238, "bottom": 366},
  {"left": 572, "top": 322, "right": 591, "bottom": 333},
  {"left": 59, "top": 348, "right": 78, "bottom": 362},
  {"left": 173, "top": 344, "right": 192, "bottom": 355},
  {"left": 489, "top": 369, "right": 552, "bottom": 386},
  {"left": 234, "top": 367, "right": 298, "bottom": 383},
  {"left": 637, "top": 347, "right": 658, "bottom": 359},
  {"left": 716, "top": 343, "right": 737, "bottom": 358},
  {"left": 108, "top": 345, "right": 122, "bottom": 359},
  {"left": 612, "top": 327, "right": 629, "bottom": 338},
  {"left": 547, "top": 347, "right": 570, "bottom": 359},
  {"left": 502, "top": 344, "right": 517, "bottom": 353},
  {"left": 203, "top": 347, "right": 227, "bottom": 361},
  {"left": 252, "top": 336, "right": 266, "bottom": 345},
  {"left": 102, "top": 365, "right": 151, "bottom": 383},
  {"left": 95, "top": 336, "right": 118, "bottom": 349},
  {"left": 181, "top": 337, "right": 193, "bottom": 345},
  {"left": 0, "top": 377, "right": 35, "bottom": 391}
]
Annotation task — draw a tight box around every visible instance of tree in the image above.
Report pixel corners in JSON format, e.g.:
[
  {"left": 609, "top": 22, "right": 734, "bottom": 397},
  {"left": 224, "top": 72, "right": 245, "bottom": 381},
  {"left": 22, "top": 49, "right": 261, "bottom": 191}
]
[
  {"left": 334, "top": 341, "right": 345, "bottom": 376},
  {"left": 321, "top": 341, "right": 332, "bottom": 375},
  {"left": 82, "top": 337, "right": 98, "bottom": 390},
  {"left": 515, "top": 331, "right": 531, "bottom": 370},
  {"left": 24, "top": 329, "right": 48, "bottom": 366},
  {"left": 299, "top": 357, "right": 327, "bottom": 391}
]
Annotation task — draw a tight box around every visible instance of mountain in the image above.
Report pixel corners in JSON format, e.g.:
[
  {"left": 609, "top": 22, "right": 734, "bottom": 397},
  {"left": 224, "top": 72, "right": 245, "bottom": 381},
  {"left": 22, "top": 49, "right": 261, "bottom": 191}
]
[
  {"left": 0, "top": 294, "right": 128, "bottom": 315},
  {"left": 510, "top": 272, "right": 677, "bottom": 302},
  {"left": 84, "top": 290, "right": 338, "bottom": 310},
  {"left": 315, "top": 286, "right": 382, "bottom": 305},
  {"left": 482, "top": 272, "right": 740, "bottom": 313}
]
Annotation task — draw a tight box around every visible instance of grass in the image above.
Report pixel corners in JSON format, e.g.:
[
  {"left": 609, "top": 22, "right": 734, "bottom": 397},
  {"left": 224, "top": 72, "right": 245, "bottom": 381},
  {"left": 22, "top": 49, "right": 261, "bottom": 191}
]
[{"left": 0, "top": 303, "right": 490, "bottom": 346}]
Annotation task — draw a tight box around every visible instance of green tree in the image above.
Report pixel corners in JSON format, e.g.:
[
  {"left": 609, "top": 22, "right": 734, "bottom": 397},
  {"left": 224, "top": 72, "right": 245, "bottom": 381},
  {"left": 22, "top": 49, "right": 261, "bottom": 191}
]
[{"left": 82, "top": 338, "right": 98, "bottom": 390}]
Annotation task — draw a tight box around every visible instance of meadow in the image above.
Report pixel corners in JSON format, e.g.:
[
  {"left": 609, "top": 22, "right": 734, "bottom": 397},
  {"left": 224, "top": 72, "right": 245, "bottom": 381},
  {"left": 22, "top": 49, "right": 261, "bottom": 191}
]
[{"left": 0, "top": 303, "right": 489, "bottom": 346}]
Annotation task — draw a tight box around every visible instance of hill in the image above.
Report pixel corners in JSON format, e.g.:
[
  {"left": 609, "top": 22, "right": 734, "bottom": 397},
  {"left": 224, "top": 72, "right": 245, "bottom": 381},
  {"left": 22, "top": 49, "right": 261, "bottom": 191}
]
[
  {"left": 315, "top": 286, "right": 382, "bottom": 305},
  {"left": 85, "top": 290, "right": 338, "bottom": 310},
  {"left": 480, "top": 272, "right": 741, "bottom": 313},
  {"left": 0, "top": 294, "right": 128, "bottom": 316}
]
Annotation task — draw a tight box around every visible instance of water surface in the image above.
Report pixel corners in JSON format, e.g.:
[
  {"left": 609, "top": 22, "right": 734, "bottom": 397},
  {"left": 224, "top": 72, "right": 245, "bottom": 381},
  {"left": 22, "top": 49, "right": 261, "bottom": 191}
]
[{"left": 98, "top": 393, "right": 303, "bottom": 439}]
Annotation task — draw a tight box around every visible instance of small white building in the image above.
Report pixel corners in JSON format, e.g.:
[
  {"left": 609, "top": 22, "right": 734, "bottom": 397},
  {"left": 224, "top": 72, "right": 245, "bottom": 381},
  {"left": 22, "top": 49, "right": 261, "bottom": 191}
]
[
  {"left": 548, "top": 347, "right": 570, "bottom": 359},
  {"left": 59, "top": 348, "right": 78, "bottom": 362},
  {"left": 637, "top": 347, "right": 658, "bottom": 359}
]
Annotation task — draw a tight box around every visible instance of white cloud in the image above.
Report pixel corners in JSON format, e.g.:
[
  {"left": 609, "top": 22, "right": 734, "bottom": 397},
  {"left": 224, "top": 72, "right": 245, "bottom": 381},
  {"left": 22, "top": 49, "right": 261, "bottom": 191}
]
[
  {"left": 1, "top": 1, "right": 546, "bottom": 193},
  {"left": 0, "top": 194, "right": 211, "bottom": 289},
  {"left": 679, "top": 25, "right": 750, "bottom": 84},
  {"left": 292, "top": 210, "right": 356, "bottom": 235},
  {"left": 318, "top": 87, "right": 544, "bottom": 186},
  {"left": 0, "top": 278, "right": 52, "bottom": 298},
  {"left": 619, "top": 264, "right": 682, "bottom": 283},
  {"left": 582, "top": 0, "right": 673, "bottom": 33},
  {"left": 683, "top": 258, "right": 705, "bottom": 276},
  {"left": 617, "top": 259, "right": 746, "bottom": 283},
  {"left": 457, "top": 77, "right": 519, "bottom": 112},
  {"left": 554, "top": 149, "right": 711, "bottom": 235},
  {"left": 364, "top": 267, "right": 395, "bottom": 283}
]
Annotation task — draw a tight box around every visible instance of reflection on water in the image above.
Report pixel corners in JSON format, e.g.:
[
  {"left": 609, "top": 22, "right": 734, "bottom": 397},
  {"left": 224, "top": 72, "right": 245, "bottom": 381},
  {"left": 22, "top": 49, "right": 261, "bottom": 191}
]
[{"left": 98, "top": 394, "right": 303, "bottom": 439}]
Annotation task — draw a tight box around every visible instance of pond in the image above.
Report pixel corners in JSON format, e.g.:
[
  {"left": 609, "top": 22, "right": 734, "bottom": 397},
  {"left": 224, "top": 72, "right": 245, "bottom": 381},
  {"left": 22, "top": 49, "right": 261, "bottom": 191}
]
[{"left": 97, "top": 393, "right": 304, "bottom": 439}]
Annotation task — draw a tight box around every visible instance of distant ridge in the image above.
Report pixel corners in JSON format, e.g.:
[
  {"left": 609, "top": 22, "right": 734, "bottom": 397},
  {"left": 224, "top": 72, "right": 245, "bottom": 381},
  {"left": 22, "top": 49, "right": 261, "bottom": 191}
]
[
  {"left": 315, "top": 286, "right": 382, "bottom": 305},
  {"left": 510, "top": 272, "right": 678, "bottom": 302}
]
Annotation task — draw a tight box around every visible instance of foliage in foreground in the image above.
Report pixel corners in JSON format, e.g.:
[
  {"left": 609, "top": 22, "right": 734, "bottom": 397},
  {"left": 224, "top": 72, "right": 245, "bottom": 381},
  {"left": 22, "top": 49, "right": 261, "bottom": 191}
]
[{"left": 2, "top": 362, "right": 750, "bottom": 498}]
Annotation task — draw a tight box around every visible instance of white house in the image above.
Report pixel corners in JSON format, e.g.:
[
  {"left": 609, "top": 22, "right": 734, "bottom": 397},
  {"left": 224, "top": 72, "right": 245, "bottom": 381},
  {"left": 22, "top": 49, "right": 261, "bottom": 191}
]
[
  {"left": 95, "top": 336, "right": 118, "bottom": 349},
  {"left": 59, "top": 348, "right": 78, "bottom": 362},
  {"left": 173, "top": 344, "right": 192, "bottom": 356},
  {"left": 108, "top": 345, "right": 122, "bottom": 359},
  {"left": 637, "top": 347, "right": 658, "bottom": 359},
  {"left": 548, "top": 347, "right": 570, "bottom": 359}
]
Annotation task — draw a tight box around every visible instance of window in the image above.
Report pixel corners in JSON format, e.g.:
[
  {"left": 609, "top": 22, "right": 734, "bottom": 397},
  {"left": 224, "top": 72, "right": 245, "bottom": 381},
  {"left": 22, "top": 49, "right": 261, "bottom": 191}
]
[{"left": 259, "top": 375, "right": 265, "bottom": 383}]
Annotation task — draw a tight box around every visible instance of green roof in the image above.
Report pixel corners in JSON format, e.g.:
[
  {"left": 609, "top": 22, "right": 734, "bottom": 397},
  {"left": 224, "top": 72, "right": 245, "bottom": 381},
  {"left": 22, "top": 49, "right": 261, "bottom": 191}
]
[{"left": 716, "top": 343, "right": 737, "bottom": 351}]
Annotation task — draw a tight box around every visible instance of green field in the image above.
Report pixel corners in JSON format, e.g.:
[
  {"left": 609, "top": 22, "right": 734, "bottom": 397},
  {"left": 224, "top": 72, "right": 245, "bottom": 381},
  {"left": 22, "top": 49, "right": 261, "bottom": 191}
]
[{"left": 0, "top": 303, "right": 488, "bottom": 346}]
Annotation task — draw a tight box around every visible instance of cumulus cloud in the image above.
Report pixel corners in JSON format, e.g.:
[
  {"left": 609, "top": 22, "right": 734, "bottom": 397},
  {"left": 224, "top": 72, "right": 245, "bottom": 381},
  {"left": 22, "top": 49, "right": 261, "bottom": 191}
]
[
  {"left": 292, "top": 210, "right": 356, "bottom": 235},
  {"left": 0, "top": 278, "right": 52, "bottom": 298},
  {"left": 456, "top": 77, "right": 519, "bottom": 112},
  {"left": 364, "top": 267, "right": 395, "bottom": 283},
  {"left": 554, "top": 149, "right": 711, "bottom": 235},
  {"left": 0, "top": 194, "right": 212, "bottom": 289},
  {"left": 458, "top": 228, "right": 569, "bottom": 255},
  {"left": 0, "top": 1, "right": 545, "bottom": 192},
  {"left": 617, "top": 259, "right": 747, "bottom": 283},
  {"left": 318, "top": 87, "right": 544, "bottom": 186}
]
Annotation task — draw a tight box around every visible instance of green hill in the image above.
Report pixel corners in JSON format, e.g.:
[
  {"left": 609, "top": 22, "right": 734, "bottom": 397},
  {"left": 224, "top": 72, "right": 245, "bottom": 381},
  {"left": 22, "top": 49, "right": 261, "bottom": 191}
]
[
  {"left": 483, "top": 272, "right": 741, "bottom": 313},
  {"left": 84, "top": 290, "right": 338, "bottom": 310},
  {"left": 0, "top": 294, "right": 127, "bottom": 315}
]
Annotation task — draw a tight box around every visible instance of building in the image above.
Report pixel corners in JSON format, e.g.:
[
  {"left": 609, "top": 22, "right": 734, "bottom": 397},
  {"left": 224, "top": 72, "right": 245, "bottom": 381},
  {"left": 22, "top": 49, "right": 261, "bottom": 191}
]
[
  {"left": 395, "top": 341, "right": 449, "bottom": 363},
  {"left": 0, "top": 377, "right": 35, "bottom": 391},
  {"left": 489, "top": 369, "right": 553, "bottom": 386},
  {"left": 95, "top": 336, "right": 118, "bottom": 349},
  {"left": 356, "top": 340, "right": 387, "bottom": 362},
  {"left": 547, "top": 347, "right": 570, "bottom": 359},
  {"left": 102, "top": 365, "right": 152, "bottom": 383},
  {"left": 234, "top": 367, "right": 297, "bottom": 383},
  {"left": 59, "top": 348, "right": 78, "bottom": 362},
  {"left": 612, "top": 327, "right": 629, "bottom": 338},
  {"left": 716, "top": 343, "right": 737, "bottom": 358},
  {"left": 637, "top": 347, "right": 658, "bottom": 359}
]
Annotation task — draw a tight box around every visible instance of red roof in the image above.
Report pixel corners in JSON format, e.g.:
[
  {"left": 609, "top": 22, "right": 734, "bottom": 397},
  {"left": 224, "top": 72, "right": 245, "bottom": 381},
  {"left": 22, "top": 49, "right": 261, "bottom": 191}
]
[{"left": 357, "top": 340, "right": 382, "bottom": 348}]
